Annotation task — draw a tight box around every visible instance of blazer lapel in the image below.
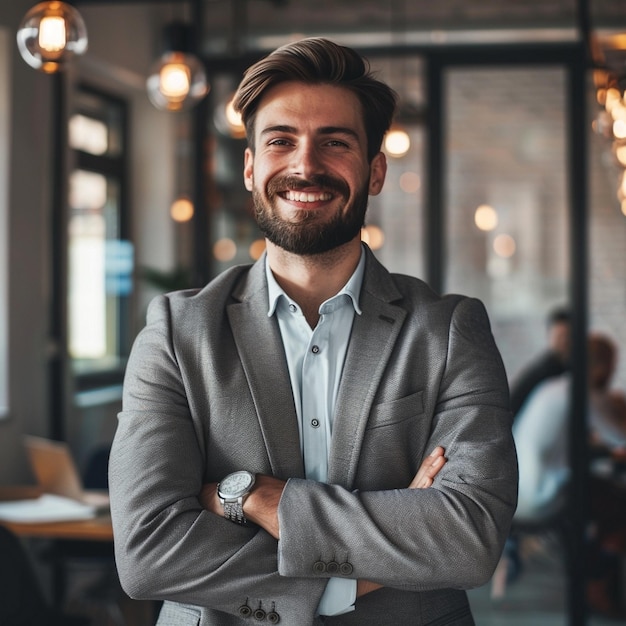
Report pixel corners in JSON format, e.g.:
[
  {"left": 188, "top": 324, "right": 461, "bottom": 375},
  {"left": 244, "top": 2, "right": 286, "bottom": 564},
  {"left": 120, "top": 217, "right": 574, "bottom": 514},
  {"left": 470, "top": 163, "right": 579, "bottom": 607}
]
[
  {"left": 227, "top": 259, "right": 305, "bottom": 480},
  {"left": 328, "top": 251, "right": 407, "bottom": 488}
]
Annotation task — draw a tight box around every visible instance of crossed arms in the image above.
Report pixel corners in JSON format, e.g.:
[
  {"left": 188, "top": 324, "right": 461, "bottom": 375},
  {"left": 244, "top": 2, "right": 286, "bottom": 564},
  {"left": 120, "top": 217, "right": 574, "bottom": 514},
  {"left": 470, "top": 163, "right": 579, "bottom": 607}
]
[
  {"left": 200, "top": 447, "right": 447, "bottom": 598},
  {"left": 110, "top": 290, "right": 517, "bottom": 621}
]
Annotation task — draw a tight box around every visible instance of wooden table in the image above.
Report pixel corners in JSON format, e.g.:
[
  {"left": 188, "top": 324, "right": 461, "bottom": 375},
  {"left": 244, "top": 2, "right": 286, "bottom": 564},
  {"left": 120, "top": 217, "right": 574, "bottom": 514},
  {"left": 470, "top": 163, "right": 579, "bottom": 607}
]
[
  {"left": 0, "top": 485, "right": 115, "bottom": 609},
  {"left": 0, "top": 486, "right": 113, "bottom": 541}
]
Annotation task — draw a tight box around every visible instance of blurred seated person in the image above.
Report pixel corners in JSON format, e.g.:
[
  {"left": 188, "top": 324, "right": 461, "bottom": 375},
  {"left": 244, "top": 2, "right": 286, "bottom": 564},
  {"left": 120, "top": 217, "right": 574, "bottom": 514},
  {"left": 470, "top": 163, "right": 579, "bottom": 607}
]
[
  {"left": 512, "top": 332, "right": 626, "bottom": 617},
  {"left": 586, "top": 334, "right": 626, "bottom": 617},
  {"left": 513, "top": 369, "right": 569, "bottom": 523},
  {"left": 509, "top": 307, "right": 571, "bottom": 419},
  {"left": 514, "top": 332, "right": 625, "bottom": 522},
  {"left": 588, "top": 333, "right": 626, "bottom": 454}
]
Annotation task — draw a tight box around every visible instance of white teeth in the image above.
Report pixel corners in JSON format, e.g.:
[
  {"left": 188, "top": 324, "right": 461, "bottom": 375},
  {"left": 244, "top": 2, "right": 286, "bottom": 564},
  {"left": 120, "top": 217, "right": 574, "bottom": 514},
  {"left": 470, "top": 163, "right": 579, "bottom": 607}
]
[{"left": 284, "top": 190, "right": 332, "bottom": 202}]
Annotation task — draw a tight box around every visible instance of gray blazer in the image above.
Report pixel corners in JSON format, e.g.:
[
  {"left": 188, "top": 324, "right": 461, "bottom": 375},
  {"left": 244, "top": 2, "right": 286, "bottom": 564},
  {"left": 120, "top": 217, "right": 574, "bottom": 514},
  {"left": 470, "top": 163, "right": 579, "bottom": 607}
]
[{"left": 109, "top": 246, "right": 517, "bottom": 626}]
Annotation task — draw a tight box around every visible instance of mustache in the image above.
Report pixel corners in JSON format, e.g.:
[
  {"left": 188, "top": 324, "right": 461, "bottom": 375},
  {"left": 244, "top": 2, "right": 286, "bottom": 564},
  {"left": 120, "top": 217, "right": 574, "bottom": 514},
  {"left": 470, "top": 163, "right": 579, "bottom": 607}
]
[{"left": 267, "top": 174, "right": 350, "bottom": 199}]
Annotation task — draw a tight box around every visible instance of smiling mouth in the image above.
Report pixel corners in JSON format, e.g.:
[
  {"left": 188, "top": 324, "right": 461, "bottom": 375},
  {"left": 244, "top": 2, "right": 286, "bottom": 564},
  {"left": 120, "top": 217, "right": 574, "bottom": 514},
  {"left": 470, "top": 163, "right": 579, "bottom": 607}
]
[{"left": 281, "top": 190, "right": 333, "bottom": 203}]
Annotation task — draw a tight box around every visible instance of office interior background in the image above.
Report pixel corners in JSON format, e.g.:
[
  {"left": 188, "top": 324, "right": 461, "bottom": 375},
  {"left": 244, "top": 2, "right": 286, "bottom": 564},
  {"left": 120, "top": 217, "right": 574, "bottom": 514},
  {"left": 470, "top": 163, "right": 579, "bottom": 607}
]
[{"left": 1, "top": 0, "right": 626, "bottom": 623}]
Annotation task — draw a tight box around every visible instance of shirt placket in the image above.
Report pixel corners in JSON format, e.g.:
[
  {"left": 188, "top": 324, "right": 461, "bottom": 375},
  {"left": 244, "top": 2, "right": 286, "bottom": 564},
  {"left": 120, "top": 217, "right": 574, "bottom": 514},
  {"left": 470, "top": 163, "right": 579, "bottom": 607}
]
[{"left": 301, "top": 313, "right": 331, "bottom": 483}]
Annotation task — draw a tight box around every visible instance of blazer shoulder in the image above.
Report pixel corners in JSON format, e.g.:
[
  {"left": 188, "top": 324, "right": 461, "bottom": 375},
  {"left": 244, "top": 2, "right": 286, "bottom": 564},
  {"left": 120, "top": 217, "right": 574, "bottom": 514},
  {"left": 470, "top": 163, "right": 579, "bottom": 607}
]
[{"left": 153, "top": 259, "right": 263, "bottom": 313}]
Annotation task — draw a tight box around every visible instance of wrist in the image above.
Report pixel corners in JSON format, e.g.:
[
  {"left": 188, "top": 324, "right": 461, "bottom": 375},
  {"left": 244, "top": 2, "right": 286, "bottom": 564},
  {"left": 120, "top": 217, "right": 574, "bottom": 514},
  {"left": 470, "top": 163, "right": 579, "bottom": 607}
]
[
  {"left": 217, "top": 470, "right": 256, "bottom": 525},
  {"left": 243, "top": 474, "right": 286, "bottom": 539}
]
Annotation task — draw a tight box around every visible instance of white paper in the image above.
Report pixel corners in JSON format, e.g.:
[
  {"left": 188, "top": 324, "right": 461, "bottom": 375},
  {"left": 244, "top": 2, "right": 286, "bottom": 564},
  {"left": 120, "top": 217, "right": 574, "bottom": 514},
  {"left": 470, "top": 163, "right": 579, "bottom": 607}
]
[{"left": 0, "top": 493, "right": 96, "bottom": 522}]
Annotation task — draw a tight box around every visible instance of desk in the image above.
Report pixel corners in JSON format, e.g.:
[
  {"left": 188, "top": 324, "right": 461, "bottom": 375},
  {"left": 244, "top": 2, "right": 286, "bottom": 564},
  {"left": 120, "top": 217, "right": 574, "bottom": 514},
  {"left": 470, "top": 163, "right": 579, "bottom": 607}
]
[
  {"left": 0, "top": 487, "right": 158, "bottom": 624},
  {"left": 0, "top": 485, "right": 114, "bottom": 611},
  {"left": 0, "top": 486, "right": 113, "bottom": 541}
]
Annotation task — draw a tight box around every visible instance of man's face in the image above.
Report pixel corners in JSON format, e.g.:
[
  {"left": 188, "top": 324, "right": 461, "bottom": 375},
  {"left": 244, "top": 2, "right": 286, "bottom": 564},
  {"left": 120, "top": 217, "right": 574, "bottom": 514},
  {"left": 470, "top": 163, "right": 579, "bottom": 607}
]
[
  {"left": 549, "top": 321, "right": 571, "bottom": 362},
  {"left": 243, "top": 81, "right": 386, "bottom": 255}
]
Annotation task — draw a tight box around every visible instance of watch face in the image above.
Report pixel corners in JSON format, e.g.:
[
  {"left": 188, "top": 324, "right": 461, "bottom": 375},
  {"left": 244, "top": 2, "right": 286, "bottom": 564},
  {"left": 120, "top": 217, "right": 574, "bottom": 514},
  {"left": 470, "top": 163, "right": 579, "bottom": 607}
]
[{"left": 219, "top": 471, "right": 254, "bottom": 498}]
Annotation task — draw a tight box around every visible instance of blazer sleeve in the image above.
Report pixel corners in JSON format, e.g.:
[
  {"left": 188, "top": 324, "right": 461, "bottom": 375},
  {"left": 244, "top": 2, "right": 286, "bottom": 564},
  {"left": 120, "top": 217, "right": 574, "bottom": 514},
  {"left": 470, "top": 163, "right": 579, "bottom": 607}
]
[
  {"left": 108, "top": 294, "right": 326, "bottom": 622},
  {"left": 276, "top": 296, "right": 518, "bottom": 591}
]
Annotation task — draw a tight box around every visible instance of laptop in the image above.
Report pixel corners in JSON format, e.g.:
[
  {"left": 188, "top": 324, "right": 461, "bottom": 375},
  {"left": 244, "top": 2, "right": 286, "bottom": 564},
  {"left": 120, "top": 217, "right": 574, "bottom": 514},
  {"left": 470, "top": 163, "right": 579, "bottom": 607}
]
[{"left": 24, "top": 436, "right": 110, "bottom": 512}]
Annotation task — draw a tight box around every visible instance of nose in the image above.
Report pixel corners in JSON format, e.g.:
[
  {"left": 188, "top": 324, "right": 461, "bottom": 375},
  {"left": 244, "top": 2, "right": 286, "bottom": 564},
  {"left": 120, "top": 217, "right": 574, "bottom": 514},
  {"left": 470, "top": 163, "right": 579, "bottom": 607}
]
[{"left": 291, "top": 140, "right": 324, "bottom": 178}]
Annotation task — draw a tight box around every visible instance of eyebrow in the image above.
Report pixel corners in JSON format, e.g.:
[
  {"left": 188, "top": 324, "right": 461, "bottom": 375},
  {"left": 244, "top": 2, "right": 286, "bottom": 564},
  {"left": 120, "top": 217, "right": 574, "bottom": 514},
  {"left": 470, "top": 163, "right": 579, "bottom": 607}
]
[{"left": 260, "top": 125, "right": 361, "bottom": 141}]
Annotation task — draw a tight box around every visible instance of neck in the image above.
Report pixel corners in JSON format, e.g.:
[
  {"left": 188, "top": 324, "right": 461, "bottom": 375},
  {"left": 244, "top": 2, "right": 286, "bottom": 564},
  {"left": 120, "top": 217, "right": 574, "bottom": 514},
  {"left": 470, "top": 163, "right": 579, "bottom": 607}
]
[{"left": 266, "top": 238, "right": 362, "bottom": 327}]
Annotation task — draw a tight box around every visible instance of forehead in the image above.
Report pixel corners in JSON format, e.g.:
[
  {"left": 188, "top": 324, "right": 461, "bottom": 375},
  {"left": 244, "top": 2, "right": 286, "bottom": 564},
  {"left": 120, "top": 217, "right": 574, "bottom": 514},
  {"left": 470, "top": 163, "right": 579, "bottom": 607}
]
[{"left": 254, "top": 81, "right": 366, "bottom": 135}]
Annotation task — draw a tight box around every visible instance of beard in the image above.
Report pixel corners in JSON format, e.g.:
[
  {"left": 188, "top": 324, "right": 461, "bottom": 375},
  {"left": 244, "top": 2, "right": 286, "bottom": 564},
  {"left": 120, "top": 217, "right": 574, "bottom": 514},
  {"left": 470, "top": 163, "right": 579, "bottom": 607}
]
[{"left": 252, "top": 173, "right": 369, "bottom": 255}]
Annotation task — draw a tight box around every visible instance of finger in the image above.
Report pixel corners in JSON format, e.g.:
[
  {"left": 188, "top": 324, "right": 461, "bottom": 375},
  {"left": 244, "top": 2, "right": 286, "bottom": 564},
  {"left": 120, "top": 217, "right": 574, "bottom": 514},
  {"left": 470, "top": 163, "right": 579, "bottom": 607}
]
[
  {"left": 410, "top": 457, "right": 444, "bottom": 488},
  {"left": 408, "top": 447, "right": 447, "bottom": 489}
]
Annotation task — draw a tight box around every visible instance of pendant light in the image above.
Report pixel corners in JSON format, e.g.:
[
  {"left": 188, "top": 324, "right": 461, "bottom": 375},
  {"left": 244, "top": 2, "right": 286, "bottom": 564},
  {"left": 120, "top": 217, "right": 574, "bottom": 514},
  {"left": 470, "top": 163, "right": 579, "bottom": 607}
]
[
  {"left": 16, "top": 1, "right": 88, "bottom": 73},
  {"left": 383, "top": 1, "right": 413, "bottom": 159},
  {"left": 384, "top": 125, "right": 411, "bottom": 158},
  {"left": 146, "top": 22, "right": 209, "bottom": 112}
]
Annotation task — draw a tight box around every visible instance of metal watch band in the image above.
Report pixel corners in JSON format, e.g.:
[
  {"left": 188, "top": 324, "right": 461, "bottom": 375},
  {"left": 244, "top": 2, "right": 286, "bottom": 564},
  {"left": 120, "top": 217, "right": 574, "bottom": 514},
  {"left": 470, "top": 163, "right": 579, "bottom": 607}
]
[{"left": 223, "top": 499, "right": 246, "bottom": 524}]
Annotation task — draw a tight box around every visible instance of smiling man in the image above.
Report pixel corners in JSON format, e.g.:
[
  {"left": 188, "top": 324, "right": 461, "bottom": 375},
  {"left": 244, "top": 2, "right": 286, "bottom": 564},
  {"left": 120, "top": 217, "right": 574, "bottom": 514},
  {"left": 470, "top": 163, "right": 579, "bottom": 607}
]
[{"left": 109, "top": 38, "right": 517, "bottom": 626}]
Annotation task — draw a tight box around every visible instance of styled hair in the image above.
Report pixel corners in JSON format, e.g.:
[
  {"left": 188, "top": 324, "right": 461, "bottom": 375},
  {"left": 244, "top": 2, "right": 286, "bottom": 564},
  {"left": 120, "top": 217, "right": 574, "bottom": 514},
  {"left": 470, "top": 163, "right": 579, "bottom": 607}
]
[{"left": 233, "top": 38, "right": 397, "bottom": 162}]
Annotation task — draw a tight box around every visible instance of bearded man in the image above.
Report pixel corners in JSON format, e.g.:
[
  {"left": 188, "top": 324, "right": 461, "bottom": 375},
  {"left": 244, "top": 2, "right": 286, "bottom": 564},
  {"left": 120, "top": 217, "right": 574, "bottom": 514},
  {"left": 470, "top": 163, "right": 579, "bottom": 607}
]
[{"left": 109, "top": 37, "right": 517, "bottom": 626}]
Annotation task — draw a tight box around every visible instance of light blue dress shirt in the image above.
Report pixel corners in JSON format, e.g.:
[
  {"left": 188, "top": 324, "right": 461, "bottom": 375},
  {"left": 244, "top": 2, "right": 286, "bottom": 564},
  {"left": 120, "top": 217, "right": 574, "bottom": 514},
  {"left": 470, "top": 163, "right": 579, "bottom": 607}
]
[{"left": 266, "top": 248, "right": 366, "bottom": 616}]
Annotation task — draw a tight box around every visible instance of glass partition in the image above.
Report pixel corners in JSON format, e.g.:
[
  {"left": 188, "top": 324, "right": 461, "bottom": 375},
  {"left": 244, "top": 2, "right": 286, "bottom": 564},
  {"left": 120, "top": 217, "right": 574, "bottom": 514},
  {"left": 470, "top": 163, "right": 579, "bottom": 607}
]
[
  {"left": 444, "top": 66, "right": 570, "bottom": 383},
  {"left": 443, "top": 66, "right": 570, "bottom": 620}
]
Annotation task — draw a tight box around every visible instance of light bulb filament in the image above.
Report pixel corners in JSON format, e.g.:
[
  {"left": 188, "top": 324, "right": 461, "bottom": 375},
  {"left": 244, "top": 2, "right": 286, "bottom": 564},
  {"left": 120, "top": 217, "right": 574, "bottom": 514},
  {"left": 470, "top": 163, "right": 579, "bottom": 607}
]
[
  {"left": 159, "top": 63, "right": 191, "bottom": 100},
  {"left": 38, "top": 15, "right": 66, "bottom": 52}
]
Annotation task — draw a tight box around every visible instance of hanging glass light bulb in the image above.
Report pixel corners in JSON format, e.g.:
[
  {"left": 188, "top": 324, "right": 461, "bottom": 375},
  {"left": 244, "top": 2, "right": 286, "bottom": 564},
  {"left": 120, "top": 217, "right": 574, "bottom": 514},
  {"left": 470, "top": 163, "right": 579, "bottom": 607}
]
[
  {"left": 384, "top": 124, "right": 411, "bottom": 158},
  {"left": 214, "top": 93, "right": 246, "bottom": 139},
  {"left": 146, "top": 22, "right": 209, "bottom": 112},
  {"left": 16, "top": 1, "right": 88, "bottom": 73}
]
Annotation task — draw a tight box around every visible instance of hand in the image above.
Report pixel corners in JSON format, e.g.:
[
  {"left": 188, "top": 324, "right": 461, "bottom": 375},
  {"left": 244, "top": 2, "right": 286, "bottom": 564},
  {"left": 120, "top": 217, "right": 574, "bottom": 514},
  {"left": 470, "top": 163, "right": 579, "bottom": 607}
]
[
  {"left": 357, "top": 446, "right": 447, "bottom": 598},
  {"left": 408, "top": 446, "right": 446, "bottom": 489}
]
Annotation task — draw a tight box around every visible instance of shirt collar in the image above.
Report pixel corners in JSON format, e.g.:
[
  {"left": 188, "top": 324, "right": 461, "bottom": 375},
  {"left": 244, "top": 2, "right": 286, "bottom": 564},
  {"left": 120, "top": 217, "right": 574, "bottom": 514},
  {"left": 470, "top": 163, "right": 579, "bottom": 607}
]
[{"left": 266, "top": 245, "right": 366, "bottom": 317}]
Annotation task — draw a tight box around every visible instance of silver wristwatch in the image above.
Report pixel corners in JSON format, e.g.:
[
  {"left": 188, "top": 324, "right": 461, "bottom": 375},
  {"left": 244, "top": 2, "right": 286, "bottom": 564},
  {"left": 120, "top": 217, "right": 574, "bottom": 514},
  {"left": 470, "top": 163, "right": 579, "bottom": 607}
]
[{"left": 217, "top": 470, "right": 256, "bottom": 524}]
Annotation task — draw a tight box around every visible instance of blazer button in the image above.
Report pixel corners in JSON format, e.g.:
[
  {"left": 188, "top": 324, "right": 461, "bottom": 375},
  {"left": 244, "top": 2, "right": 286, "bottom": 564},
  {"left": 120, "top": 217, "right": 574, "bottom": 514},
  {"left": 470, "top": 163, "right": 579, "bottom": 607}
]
[
  {"left": 238, "top": 604, "right": 252, "bottom": 618},
  {"left": 253, "top": 608, "right": 266, "bottom": 620},
  {"left": 339, "top": 562, "right": 353, "bottom": 576},
  {"left": 326, "top": 561, "right": 339, "bottom": 574},
  {"left": 313, "top": 561, "right": 327, "bottom": 574},
  {"left": 267, "top": 611, "right": 280, "bottom": 624}
]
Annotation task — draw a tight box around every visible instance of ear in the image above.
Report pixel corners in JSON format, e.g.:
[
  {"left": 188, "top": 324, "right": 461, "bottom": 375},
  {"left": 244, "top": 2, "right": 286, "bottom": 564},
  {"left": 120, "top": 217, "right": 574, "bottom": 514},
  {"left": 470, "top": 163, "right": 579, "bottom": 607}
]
[
  {"left": 368, "top": 152, "right": 387, "bottom": 196},
  {"left": 243, "top": 148, "right": 254, "bottom": 191}
]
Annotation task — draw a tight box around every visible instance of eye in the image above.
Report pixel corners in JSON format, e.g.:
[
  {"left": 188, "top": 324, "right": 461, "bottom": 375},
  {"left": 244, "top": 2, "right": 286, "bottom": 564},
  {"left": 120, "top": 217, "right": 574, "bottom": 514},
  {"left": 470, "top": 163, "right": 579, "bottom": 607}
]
[
  {"left": 324, "top": 138, "right": 351, "bottom": 149},
  {"left": 267, "top": 138, "right": 292, "bottom": 147}
]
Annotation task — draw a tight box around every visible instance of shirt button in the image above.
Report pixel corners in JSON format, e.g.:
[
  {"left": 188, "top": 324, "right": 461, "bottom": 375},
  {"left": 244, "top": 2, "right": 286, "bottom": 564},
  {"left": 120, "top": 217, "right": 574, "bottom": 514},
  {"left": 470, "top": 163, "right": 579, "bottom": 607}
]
[
  {"left": 310, "top": 419, "right": 320, "bottom": 428},
  {"left": 311, "top": 345, "right": 320, "bottom": 354},
  {"left": 289, "top": 303, "right": 297, "bottom": 313}
]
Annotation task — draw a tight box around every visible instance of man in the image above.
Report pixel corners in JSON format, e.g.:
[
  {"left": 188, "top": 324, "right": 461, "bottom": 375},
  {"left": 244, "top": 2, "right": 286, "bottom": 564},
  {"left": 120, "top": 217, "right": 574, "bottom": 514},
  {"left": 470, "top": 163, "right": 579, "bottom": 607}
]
[
  {"left": 109, "top": 38, "right": 517, "bottom": 625},
  {"left": 509, "top": 307, "right": 571, "bottom": 417}
]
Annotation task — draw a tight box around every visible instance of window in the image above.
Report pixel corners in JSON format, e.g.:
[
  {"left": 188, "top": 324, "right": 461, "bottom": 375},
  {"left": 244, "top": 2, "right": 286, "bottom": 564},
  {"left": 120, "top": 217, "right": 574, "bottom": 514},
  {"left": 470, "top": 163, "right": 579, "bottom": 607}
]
[{"left": 68, "top": 86, "right": 132, "bottom": 388}]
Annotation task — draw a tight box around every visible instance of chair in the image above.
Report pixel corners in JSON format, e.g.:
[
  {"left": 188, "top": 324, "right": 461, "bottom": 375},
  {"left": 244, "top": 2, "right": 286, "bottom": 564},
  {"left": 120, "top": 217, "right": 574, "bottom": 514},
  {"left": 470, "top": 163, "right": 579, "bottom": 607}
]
[
  {"left": 45, "top": 444, "right": 125, "bottom": 625},
  {"left": 0, "top": 524, "right": 90, "bottom": 625},
  {"left": 491, "top": 508, "right": 570, "bottom": 600}
]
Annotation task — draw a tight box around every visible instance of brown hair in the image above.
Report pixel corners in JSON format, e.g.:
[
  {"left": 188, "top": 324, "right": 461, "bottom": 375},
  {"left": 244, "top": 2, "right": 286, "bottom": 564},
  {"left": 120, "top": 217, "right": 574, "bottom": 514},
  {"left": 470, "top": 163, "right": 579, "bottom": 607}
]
[
  {"left": 588, "top": 333, "right": 616, "bottom": 389},
  {"left": 233, "top": 38, "right": 397, "bottom": 162}
]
